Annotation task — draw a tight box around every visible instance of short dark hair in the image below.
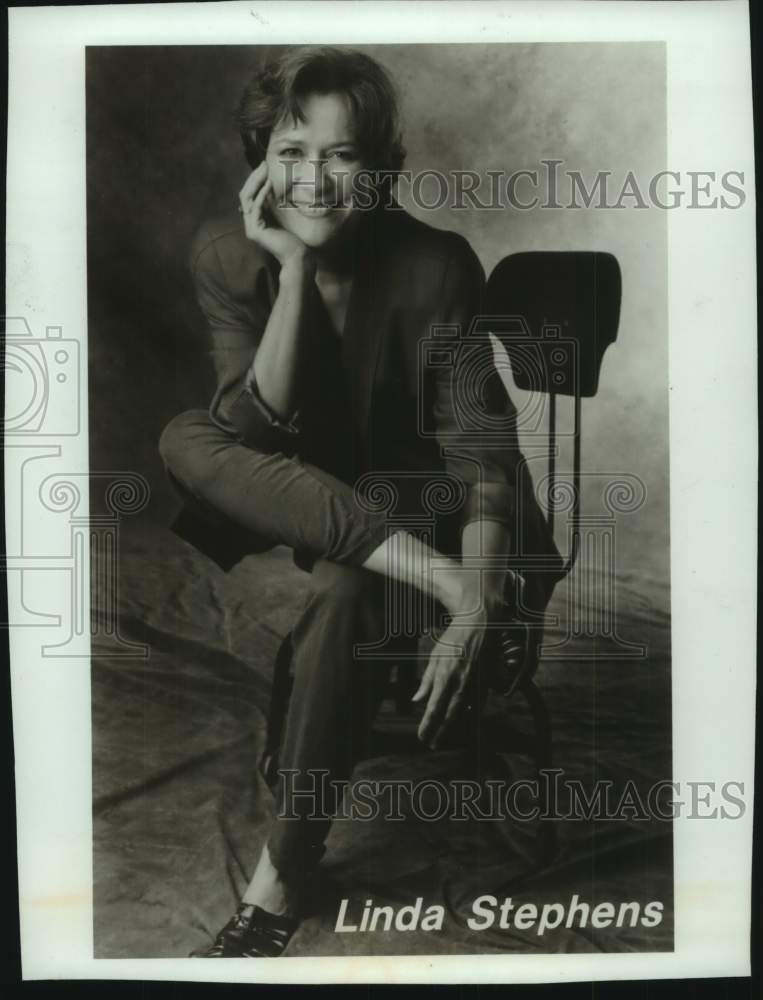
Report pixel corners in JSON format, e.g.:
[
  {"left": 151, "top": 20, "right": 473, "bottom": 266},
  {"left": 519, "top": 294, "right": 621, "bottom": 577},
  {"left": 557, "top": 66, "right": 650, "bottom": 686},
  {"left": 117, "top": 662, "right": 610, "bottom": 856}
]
[{"left": 235, "top": 46, "right": 406, "bottom": 175}]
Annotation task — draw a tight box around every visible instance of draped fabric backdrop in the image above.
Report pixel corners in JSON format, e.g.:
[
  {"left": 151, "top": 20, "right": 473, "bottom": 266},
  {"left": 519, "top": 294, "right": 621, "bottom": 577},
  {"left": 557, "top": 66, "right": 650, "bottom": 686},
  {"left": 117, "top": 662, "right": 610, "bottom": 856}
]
[{"left": 87, "top": 44, "right": 672, "bottom": 958}]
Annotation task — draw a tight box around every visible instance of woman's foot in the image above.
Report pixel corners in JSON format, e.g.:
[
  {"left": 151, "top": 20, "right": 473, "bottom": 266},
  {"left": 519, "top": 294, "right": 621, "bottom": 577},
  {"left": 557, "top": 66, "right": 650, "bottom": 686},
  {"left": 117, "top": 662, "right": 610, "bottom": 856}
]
[
  {"left": 192, "top": 903, "right": 299, "bottom": 958},
  {"left": 191, "top": 844, "right": 303, "bottom": 958}
]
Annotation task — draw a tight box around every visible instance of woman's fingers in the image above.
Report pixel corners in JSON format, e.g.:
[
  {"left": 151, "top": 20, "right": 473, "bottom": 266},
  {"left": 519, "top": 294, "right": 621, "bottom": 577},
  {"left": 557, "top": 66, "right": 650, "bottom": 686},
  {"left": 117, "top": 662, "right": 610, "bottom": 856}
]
[
  {"left": 412, "top": 655, "right": 437, "bottom": 702},
  {"left": 442, "top": 677, "right": 468, "bottom": 727},
  {"left": 417, "top": 642, "right": 462, "bottom": 745},
  {"left": 418, "top": 674, "right": 449, "bottom": 746},
  {"left": 411, "top": 673, "right": 431, "bottom": 703},
  {"left": 436, "top": 632, "right": 485, "bottom": 743},
  {"left": 241, "top": 178, "right": 274, "bottom": 245},
  {"left": 239, "top": 161, "right": 268, "bottom": 213},
  {"left": 412, "top": 637, "right": 449, "bottom": 703},
  {"left": 250, "top": 177, "right": 273, "bottom": 225}
]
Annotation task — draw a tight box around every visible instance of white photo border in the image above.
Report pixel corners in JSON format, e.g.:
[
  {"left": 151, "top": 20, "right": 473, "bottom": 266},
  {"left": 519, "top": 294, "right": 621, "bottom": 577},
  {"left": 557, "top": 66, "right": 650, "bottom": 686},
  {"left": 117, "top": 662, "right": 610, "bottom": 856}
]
[{"left": 6, "top": 0, "right": 756, "bottom": 984}]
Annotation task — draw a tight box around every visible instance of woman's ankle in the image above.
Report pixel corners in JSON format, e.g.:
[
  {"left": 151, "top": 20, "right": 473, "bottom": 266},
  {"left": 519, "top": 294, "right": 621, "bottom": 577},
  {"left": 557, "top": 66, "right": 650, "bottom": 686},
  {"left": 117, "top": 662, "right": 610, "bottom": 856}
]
[
  {"left": 240, "top": 886, "right": 291, "bottom": 915},
  {"left": 241, "top": 873, "right": 292, "bottom": 915},
  {"left": 241, "top": 844, "right": 302, "bottom": 916}
]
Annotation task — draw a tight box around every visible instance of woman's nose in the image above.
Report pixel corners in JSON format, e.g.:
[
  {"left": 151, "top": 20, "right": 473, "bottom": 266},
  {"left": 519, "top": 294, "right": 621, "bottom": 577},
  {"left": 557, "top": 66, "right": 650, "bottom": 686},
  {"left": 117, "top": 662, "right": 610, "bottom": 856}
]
[
  {"left": 295, "top": 160, "right": 349, "bottom": 205},
  {"left": 291, "top": 157, "right": 330, "bottom": 197}
]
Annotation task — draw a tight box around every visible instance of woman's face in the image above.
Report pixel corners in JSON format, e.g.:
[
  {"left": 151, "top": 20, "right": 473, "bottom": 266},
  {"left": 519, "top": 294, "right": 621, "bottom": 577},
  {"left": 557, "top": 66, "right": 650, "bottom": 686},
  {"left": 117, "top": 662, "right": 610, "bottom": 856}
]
[{"left": 265, "top": 91, "right": 365, "bottom": 248}]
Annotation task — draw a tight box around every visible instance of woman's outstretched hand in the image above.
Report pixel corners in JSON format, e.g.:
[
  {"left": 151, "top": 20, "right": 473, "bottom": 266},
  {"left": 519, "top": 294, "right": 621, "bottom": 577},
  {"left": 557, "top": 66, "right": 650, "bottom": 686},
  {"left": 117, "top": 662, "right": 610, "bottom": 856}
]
[
  {"left": 412, "top": 573, "right": 525, "bottom": 750},
  {"left": 239, "top": 163, "right": 310, "bottom": 268},
  {"left": 413, "top": 603, "right": 491, "bottom": 750}
]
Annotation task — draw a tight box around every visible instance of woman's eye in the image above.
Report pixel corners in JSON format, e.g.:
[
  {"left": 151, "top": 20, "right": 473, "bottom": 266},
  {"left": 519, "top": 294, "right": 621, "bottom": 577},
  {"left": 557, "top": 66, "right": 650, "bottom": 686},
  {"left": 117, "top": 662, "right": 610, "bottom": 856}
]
[
  {"left": 280, "top": 148, "right": 302, "bottom": 158},
  {"left": 331, "top": 151, "right": 357, "bottom": 162}
]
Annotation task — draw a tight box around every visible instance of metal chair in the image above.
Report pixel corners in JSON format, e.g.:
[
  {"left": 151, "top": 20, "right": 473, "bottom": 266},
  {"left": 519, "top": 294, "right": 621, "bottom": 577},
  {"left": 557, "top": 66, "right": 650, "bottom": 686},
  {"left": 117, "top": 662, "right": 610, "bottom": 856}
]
[{"left": 464, "top": 250, "right": 622, "bottom": 850}]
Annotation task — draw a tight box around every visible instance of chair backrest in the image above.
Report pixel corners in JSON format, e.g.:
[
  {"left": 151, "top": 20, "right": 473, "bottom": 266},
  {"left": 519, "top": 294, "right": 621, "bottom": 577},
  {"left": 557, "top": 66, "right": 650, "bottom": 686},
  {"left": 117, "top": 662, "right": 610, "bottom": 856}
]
[
  {"left": 483, "top": 250, "right": 622, "bottom": 573},
  {"left": 483, "top": 251, "right": 621, "bottom": 399}
]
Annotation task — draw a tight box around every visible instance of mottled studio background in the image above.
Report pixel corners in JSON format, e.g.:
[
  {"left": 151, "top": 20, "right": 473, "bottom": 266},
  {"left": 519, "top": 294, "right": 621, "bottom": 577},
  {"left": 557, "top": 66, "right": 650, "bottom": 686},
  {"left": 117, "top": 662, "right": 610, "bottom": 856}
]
[
  {"left": 87, "top": 42, "right": 668, "bottom": 584},
  {"left": 87, "top": 45, "right": 672, "bottom": 959}
]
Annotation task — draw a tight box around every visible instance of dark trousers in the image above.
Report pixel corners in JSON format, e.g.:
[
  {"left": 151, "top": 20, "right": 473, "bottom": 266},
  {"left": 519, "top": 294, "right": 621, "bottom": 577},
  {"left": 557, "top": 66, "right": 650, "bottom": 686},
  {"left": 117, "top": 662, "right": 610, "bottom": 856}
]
[
  {"left": 267, "top": 558, "right": 397, "bottom": 877},
  {"left": 159, "top": 409, "right": 546, "bottom": 882}
]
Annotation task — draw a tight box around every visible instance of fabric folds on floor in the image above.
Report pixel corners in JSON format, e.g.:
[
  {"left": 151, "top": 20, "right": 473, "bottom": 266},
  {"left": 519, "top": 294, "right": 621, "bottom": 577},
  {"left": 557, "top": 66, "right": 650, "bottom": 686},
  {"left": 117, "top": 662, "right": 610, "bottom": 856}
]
[{"left": 93, "top": 519, "right": 673, "bottom": 958}]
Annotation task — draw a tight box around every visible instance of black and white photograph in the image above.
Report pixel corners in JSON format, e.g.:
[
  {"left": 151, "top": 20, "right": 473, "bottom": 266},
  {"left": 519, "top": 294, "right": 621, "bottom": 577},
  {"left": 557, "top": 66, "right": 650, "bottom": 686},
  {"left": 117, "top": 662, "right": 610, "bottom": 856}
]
[
  {"left": 87, "top": 39, "right": 674, "bottom": 959},
  {"left": 5, "top": 1, "right": 755, "bottom": 984}
]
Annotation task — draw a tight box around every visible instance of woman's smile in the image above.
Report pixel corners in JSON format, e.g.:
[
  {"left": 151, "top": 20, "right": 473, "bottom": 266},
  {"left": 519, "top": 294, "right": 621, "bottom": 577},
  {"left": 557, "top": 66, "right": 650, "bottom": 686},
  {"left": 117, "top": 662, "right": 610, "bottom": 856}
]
[{"left": 291, "top": 202, "right": 337, "bottom": 218}]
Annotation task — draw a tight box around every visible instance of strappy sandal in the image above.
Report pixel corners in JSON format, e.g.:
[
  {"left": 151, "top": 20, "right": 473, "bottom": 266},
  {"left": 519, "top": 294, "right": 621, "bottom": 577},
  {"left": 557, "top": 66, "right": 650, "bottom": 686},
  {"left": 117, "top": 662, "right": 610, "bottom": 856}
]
[{"left": 192, "top": 903, "right": 300, "bottom": 958}]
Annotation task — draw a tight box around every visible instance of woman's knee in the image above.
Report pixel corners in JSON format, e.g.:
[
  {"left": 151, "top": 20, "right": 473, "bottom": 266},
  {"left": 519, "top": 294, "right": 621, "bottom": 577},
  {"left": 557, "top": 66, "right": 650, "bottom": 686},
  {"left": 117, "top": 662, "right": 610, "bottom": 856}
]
[{"left": 158, "top": 409, "right": 227, "bottom": 493}]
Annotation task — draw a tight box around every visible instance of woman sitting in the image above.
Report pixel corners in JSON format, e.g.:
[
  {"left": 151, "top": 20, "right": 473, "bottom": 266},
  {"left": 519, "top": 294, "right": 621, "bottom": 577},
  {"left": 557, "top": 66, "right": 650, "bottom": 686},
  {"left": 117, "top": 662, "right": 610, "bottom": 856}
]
[{"left": 159, "top": 45, "right": 563, "bottom": 957}]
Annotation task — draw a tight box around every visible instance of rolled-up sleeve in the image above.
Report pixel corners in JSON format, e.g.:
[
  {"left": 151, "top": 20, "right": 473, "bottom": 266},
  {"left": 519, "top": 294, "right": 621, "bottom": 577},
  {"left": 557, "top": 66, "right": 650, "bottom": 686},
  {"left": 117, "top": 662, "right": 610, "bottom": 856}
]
[
  {"left": 229, "top": 370, "right": 302, "bottom": 453},
  {"left": 431, "top": 238, "right": 521, "bottom": 531},
  {"left": 190, "top": 225, "right": 301, "bottom": 456}
]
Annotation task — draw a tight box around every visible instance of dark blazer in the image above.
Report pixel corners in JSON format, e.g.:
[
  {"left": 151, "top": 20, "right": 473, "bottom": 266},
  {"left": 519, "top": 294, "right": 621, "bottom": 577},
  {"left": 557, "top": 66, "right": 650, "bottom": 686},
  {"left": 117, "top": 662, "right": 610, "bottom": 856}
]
[{"left": 169, "top": 202, "right": 565, "bottom": 592}]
